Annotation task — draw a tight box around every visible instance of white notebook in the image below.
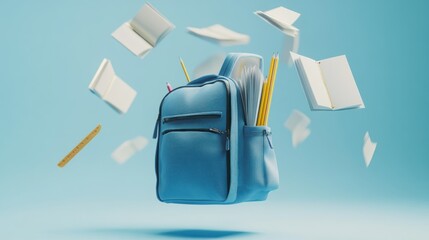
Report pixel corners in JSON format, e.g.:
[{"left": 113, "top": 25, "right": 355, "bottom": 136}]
[
  {"left": 112, "top": 3, "right": 175, "bottom": 57},
  {"left": 187, "top": 24, "right": 250, "bottom": 46},
  {"left": 291, "top": 52, "right": 365, "bottom": 111},
  {"left": 89, "top": 59, "right": 137, "bottom": 114},
  {"left": 112, "top": 136, "right": 148, "bottom": 164}
]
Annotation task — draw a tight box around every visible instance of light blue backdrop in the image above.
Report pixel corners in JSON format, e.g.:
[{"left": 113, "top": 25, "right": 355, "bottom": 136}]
[{"left": 0, "top": 0, "right": 428, "bottom": 239}]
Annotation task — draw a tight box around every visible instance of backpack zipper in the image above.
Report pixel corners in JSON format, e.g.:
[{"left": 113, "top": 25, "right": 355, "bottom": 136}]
[
  {"left": 163, "top": 111, "right": 222, "bottom": 123},
  {"left": 161, "top": 128, "right": 230, "bottom": 151}
]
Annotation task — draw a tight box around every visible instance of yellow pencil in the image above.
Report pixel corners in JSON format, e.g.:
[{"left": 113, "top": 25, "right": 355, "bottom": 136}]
[
  {"left": 57, "top": 124, "right": 101, "bottom": 168},
  {"left": 258, "top": 54, "right": 275, "bottom": 126},
  {"left": 257, "top": 81, "right": 268, "bottom": 126},
  {"left": 263, "top": 54, "right": 279, "bottom": 126},
  {"left": 179, "top": 57, "right": 191, "bottom": 82}
]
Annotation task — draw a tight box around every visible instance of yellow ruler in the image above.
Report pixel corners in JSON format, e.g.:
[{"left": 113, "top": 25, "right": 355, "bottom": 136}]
[{"left": 57, "top": 124, "right": 101, "bottom": 168}]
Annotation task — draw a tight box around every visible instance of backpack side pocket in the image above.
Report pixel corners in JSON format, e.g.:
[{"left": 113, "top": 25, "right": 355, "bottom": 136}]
[{"left": 239, "top": 126, "right": 279, "bottom": 201}]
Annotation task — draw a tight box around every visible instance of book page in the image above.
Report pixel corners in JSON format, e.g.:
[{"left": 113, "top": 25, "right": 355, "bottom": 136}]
[
  {"left": 112, "top": 136, "right": 148, "bottom": 164},
  {"left": 255, "top": 7, "right": 300, "bottom": 31},
  {"left": 112, "top": 23, "right": 152, "bottom": 57},
  {"left": 88, "top": 59, "right": 115, "bottom": 98},
  {"left": 363, "top": 131, "right": 377, "bottom": 167},
  {"left": 103, "top": 76, "right": 137, "bottom": 114},
  {"left": 291, "top": 52, "right": 332, "bottom": 109},
  {"left": 319, "top": 55, "right": 364, "bottom": 110},
  {"left": 284, "top": 110, "right": 311, "bottom": 148},
  {"left": 187, "top": 24, "right": 250, "bottom": 45},
  {"left": 130, "top": 3, "right": 174, "bottom": 47}
]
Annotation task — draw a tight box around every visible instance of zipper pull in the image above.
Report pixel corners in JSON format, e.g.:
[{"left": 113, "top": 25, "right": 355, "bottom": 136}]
[
  {"left": 153, "top": 114, "right": 160, "bottom": 139},
  {"left": 209, "top": 128, "right": 224, "bottom": 134},
  {"left": 264, "top": 130, "right": 273, "bottom": 149},
  {"left": 225, "top": 136, "right": 230, "bottom": 151}
]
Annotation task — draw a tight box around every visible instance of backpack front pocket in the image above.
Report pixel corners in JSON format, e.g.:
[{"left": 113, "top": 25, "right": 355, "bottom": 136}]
[{"left": 158, "top": 128, "right": 229, "bottom": 203}]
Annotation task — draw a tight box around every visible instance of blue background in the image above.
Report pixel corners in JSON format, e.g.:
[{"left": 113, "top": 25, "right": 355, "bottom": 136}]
[{"left": 1, "top": 0, "right": 428, "bottom": 239}]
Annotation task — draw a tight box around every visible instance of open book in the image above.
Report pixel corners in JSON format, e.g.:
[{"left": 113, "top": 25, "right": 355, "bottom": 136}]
[
  {"left": 255, "top": 6, "right": 300, "bottom": 57},
  {"left": 291, "top": 52, "right": 365, "bottom": 111},
  {"left": 89, "top": 59, "right": 137, "bottom": 114},
  {"left": 112, "top": 3, "right": 175, "bottom": 57},
  {"left": 187, "top": 24, "right": 250, "bottom": 46}
]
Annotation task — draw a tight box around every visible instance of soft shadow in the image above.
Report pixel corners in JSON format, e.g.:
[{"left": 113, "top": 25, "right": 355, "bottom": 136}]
[
  {"left": 78, "top": 227, "right": 255, "bottom": 239},
  {"left": 156, "top": 229, "right": 254, "bottom": 238}
]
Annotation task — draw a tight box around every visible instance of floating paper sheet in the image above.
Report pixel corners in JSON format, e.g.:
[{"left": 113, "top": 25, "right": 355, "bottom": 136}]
[
  {"left": 285, "top": 110, "right": 311, "bottom": 148},
  {"left": 363, "top": 131, "right": 377, "bottom": 167},
  {"left": 111, "top": 136, "right": 148, "bottom": 164},
  {"left": 187, "top": 24, "right": 250, "bottom": 46}
]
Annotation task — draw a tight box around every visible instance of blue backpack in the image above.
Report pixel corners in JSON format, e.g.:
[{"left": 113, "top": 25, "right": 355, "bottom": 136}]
[{"left": 153, "top": 53, "right": 279, "bottom": 204}]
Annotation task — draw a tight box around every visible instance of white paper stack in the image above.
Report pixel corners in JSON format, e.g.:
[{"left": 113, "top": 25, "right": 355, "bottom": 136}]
[
  {"left": 112, "top": 3, "right": 175, "bottom": 58},
  {"left": 284, "top": 110, "right": 311, "bottom": 148},
  {"left": 290, "top": 52, "right": 365, "bottom": 111},
  {"left": 236, "top": 66, "right": 264, "bottom": 126},
  {"left": 255, "top": 6, "right": 301, "bottom": 59},
  {"left": 363, "top": 131, "right": 377, "bottom": 167},
  {"left": 187, "top": 24, "right": 250, "bottom": 46},
  {"left": 111, "top": 136, "right": 148, "bottom": 164},
  {"left": 193, "top": 53, "right": 226, "bottom": 79},
  {"left": 89, "top": 59, "right": 137, "bottom": 114}
]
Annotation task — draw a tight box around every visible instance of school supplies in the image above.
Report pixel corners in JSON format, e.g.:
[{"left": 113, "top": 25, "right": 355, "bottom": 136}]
[
  {"left": 187, "top": 24, "right": 250, "bottom": 46},
  {"left": 255, "top": 6, "right": 300, "bottom": 61},
  {"left": 89, "top": 59, "right": 137, "bottom": 114},
  {"left": 166, "top": 82, "right": 173, "bottom": 92},
  {"left": 363, "top": 132, "right": 377, "bottom": 167},
  {"left": 285, "top": 110, "right": 311, "bottom": 148},
  {"left": 112, "top": 136, "right": 148, "bottom": 164},
  {"left": 153, "top": 53, "right": 279, "bottom": 204},
  {"left": 291, "top": 52, "right": 364, "bottom": 111},
  {"left": 179, "top": 58, "right": 191, "bottom": 82},
  {"left": 257, "top": 54, "right": 279, "bottom": 126},
  {"left": 112, "top": 3, "right": 175, "bottom": 57},
  {"left": 58, "top": 124, "right": 101, "bottom": 168}
]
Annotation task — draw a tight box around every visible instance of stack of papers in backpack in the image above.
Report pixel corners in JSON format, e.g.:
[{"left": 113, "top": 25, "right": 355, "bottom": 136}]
[
  {"left": 285, "top": 110, "right": 311, "bottom": 148},
  {"left": 112, "top": 3, "right": 175, "bottom": 58},
  {"left": 112, "top": 136, "right": 148, "bottom": 164},
  {"left": 290, "top": 52, "right": 365, "bottom": 111},
  {"left": 89, "top": 59, "right": 137, "bottom": 114},
  {"left": 187, "top": 24, "right": 250, "bottom": 46},
  {"left": 255, "top": 6, "right": 300, "bottom": 54},
  {"left": 236, "top": 66, "right": 264, "bottom": 126}
]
